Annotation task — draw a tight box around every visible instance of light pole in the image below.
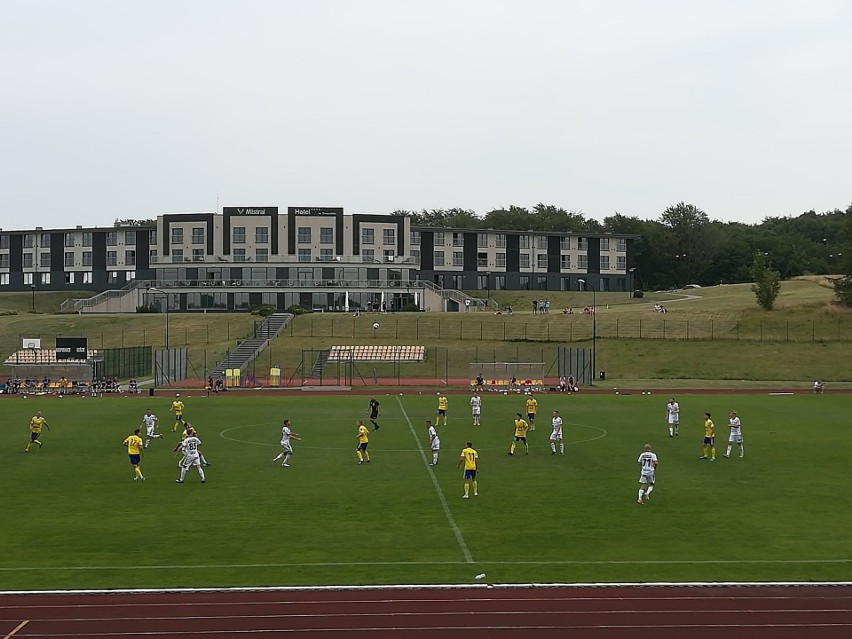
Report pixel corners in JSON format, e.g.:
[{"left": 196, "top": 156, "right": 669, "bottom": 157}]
[
  {"left": 147, "top": 287, "right": 170, "bottom": 350},
  {"left": 578, "top": 278, "right": 596, "bottom": 386},
  {"left": 31, "top": 284, "right": 36, "bottom": 312},
  {"left": 628, "top": 267, "right": 637, "bottom": 298}
]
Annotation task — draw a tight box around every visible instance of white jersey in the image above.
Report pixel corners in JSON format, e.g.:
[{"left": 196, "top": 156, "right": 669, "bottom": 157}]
[
  {"left": 637, "top": 451, "right": 658, "bottom": 480},
  {"left": 728, "top": 416, "right": 742, "bottom": 442},
  {"left": 470, "top": 396, "right": 481, "bottom": 415},
  {"left": 142, "top": 413, "right": 158, "bottom": 434},
  {"left": 281, "top": 426, "right": 293, "bottom": 445},
  {"left": 666, "top": 402, "right": 679, "bottom": 423},
  {"left": 182, "top": 435, "right": 202, "bottom": 458},
  {"left": 550, "top": 416, "right": 563, "bottom": 439},
  {"left": 427, "top": 425, "right": 441, "bottom": 450}
]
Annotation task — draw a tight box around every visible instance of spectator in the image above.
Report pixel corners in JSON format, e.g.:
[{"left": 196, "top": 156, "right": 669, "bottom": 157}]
[
  {"left": 813, "top": 380, "right": 825, "bottom": 394},
  {"left": 533, "top": 300, "right": 538, "bottom": 315}
]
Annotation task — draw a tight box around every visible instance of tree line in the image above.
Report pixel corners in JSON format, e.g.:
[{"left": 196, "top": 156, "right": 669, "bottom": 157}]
[{"left": 393, "top": 202, "right": 852, "bottom": 295}]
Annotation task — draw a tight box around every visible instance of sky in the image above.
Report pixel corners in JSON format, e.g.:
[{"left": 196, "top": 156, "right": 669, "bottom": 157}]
[{"left": 2, "top": 0, "right": 850, "bottom": 231}]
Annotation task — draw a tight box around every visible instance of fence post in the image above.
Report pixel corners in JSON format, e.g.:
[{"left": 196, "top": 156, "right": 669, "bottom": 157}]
[
  {"left": 480, "top": 322, "right": 483, "bottom": 340},
  {"left": 686, "top": 320, "right": 689, "bottom": 340},
  {"left": 206, "top": 324, "right": 209, "bottom": 344},
  {"left": 616, "top": 318, "right": 618, "bottom": 339},
  {"left": 711, "top": 320, "right": 714, "bottom": 340},
  {"left": 503, "top": 322, "right": 506, "bottom": 340},
  {"left": 416, "top": 317, "right": 419, "bottom": 340},
  {"left": 760, "top": 321, "right": 763, "bottom": 341},
  {"left": 639, "top": 319, "right": 642, "bottom": 339},
  {"left": 736, "top": 322, "right": 739, "bottom": 340},
  {"left": 812, "top": 320, "right": 815, "bottom": 341},
  {"left": 663, "top": 320, "right": 665, "bottom": 339},
  {"left": 438, "top": 320, "right": 442, "bottom": 340},
  {"left": 786, "top": 320, "right": 789, "bottom": 342}
]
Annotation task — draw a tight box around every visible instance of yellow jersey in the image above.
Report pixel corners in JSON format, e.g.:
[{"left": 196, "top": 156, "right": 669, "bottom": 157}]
[
  {"left": 123, "top": 434, "right": 143, "bottom": 455},
  {"left": 514, "top": 418, "right": 530, "bottom": 437},
  {"left": 704, "top": 419, "right": 715, "bottom": 438},
  {"left": 460, "top": 447, "right": 478, "bottom": 470},
  {"left": 30, "top": 416, "right": 46, "bottom": 433},
  {"left": 525, "top": 398, "right": 538, "bottom": 414},
  {"left": 171, "top": 400, "right": 184, "bottom": 415},
  {"left": 437, "top": 396, "right": 448, "bottom": 411},
  {"left": 357, "top": 425, "right": 369, "bottom": 444}
]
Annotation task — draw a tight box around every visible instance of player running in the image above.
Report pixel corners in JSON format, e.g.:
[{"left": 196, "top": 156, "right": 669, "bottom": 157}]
[
  {"left": 141, "top": 409, "right": 162, "bottom": 448},
  {"left": 170, "top": 394, "right": 185, "bottom": 432},
  {"left": 549, "top": 410, "right": 564, "bottom": 455},
  {"left": 123, "top": 428, "right": 145, "bottom": 481},
  {"left": 272, "top": 419, "right": 301, "bottom": 467},
  {"left": 525, "top": 393, "right": 538, "bottom": 430},
  {"left": 368, "top": 397, "right": 381, "bottom": 431},
  {"left": 355, "top": 420, "right": 371, "bottom": 464},
  {"left": 25, "top": 411, "right": 50, "bottom": 452},
  {"left": 637, "top": 444, "right": 658, "bottom": 504}
]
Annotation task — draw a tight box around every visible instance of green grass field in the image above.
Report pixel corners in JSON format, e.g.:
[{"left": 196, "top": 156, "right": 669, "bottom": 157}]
[{"left": 1, "top": 390, "right": 849, "bottom": 590}]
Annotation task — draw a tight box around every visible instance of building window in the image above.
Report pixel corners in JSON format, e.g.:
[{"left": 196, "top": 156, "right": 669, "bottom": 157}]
[
  {"left": 519, "top": 275, "right": 530, "bottom": 290},
  {"left": 41, "top": 272, "right": 50, "bottom": 285},
  {"left": 578, "top": 254, "right": 588, "bottom": 269},
  {"left": 107, "top": 251, "right": 117, "bottom": 266},
  {"left": 106, "top": 231, "right": 117, "bottom": 246},
  {"left": 560, "top": 237, "right": 571, "bottom": 250},
  {"left": 149, "top": 230, "right": 157, "bottom": 246},
  {"left": 495, "top": 234, "right": 506, "bottom": 248},
  {"left": 434, "top": 232, "right": 445, "bottom": 246},
  {"left": 126, "top": 250, "right": 137, "bottom": 266},
  {"left": 82, "top": 251, "right": 92, "bottom": 266},
  {"left": 477, "top": 252, "right": 488, "bottom": 267},
  {"left": 108, "top": 271, "right": 119, "bottom": 284},
  {"left": 617, "top": 255, "right": 627, "bottom": 270},
  {"left": 82, "top": 272, "right": 92, "bottom": 284},
  {"left": 361, "top": 228, "right": 375, "bottom": 245},
  {"left": 192, "top": 249, "right": 204, "bottom": 262},
  {"left": 382, "top": 228, "right": 396, "bottom": 246},
  {"left": 39, "top": 253, "right": 50, "bottom": 268},
  {"left": 149, "top": 249, "right": 158, "bottom": 264},
  {"left": 433, "top": 251, "right": 445, "bottom": 267},
  {"left": 493, "top": 275, "right": 506, "bottom": 290},
  {"left": 496, "top": 252, "right": 506, "bottom": 267},
  {"left": 65, "top": 272, "right": 75, "bottom": 284},
  {"left": 127, "top": 271, "right": 135, "bottom": 280},
  {"left": 383, "top": 250, "right": 395, "bottom": 262},
  {"left": 298, "top": 249, "right": 311, "bottom": 262},
  {"left": 0, "top": 273, "right": 7, "bottom": 285},
  {"left": 320, "top": 248, "right": 334, "bottom": 261},
  {"left": 519, "top": 235, "right": 530, "bottom": 249},
  {"left": 171, "top": 228, "right": 184, "bottom": 245},
  {"left": 256, "top": 227, "right": 269, "bottom": 244},
  {"left": 410, "top": 231, "right": 420, "bottom": 246},
  {"left": 520, "top": 254, "right": 530, "bottom": 269},
  {"left": 171, "top": 249, "right": 184, "bottom": 263},
  {"left": 81, "top": 232, "right": 92, "bottom": 247},
  {"left": 296, "top": 227, "right": 310, "bottom": 244},
  {"left": 578, "top": 237, "right": 588, "bottom": 251},
  {"left": 39, "top": 233, "right": 50, "bottom": 247},
  {"left": 477, "top": 234, "right": 488, "bottom": 248},
  {"left": 362, "top": 248, "right": 375, "bottom": 262},
  {"left": 0, "top": 235, "right": 8, "bottom": 249},
  {"left": 537, "top": 254, "right": 547, "bottom": 269},
  {"left": 411, "top": 249, "right": 420, "bottom": 264},
  {"left": 23, "top": 234, "right": 34, "bottom": 248},
  {"left": 23, "top": 272, "right": 33, "bottom": 285},
  {"left": 600, "top": 237, "right": 610, "bottom": 251},
  {"left": 561, "top": 254, "right": 571, "bottom": 270},
  {"left": 320, "top": 227, "right": 333, "bottom": 244},
  {"left": 124, "top": 230, "right": 136, "bottom": 245},
  {"left": 256, "top": 248, "right": 269, "bottom": 262},
  {"left": 452, "top": 232, "right": 463, "bottom": 247},
  {"left": 600, "top": 255, "right": 610, "bottom": 270},
  {"left": 617, "top": 238, "right": 627, "bottom": 252},
  {"left": 233, "top": 227, "right": 246, "bottom": 244},
  {"left": 233, "top": 249, "right": 246, "bottom": 262},
  {"left": 0, "top": 254, "right": 9, "bottom": 268},
  {"left": 452, "top": 251, "right": 464, "bottom": 267},
  {"left": 63, "top": 233, "right": 75, "bottom": 248},
  {"left": 23, "top": 253, "right": 33, "bottom": 268},
  {"left": 191, "top": 228, "right": 205, "bottom": 244},
  {"left": 536, "top": 236, "right": 547, "bottom": 250}
]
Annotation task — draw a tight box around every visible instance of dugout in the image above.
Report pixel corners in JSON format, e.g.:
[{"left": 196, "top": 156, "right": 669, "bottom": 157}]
[{"left": 468, "top": 362, "right": 545, "bottom": 391}]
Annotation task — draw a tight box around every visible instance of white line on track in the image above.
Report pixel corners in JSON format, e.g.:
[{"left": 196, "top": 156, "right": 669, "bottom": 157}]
[{"left": 396, "top": 397, "right": 474, "bottom": 564}]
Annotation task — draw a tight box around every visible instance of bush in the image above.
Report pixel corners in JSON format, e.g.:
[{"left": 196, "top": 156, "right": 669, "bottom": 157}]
[
  {"left": 632, "top": 290, "right": 644, "bottom": 299},
  {"left": 135, "top": 305, "right": 160, "bottom": 313},
  {"left": 400, "top": 303, "right": 421, "bottom": 312},
  {"left": 286, "top": 304, "right": 312, "bottom": 316},
  {"left": 250, "top": 304, "right": 275, "bottom": 317}
]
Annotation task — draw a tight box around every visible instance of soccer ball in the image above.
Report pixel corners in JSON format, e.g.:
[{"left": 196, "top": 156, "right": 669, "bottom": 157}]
[{"left": 372, "top": 322, "right": 380, "bottom": 330}]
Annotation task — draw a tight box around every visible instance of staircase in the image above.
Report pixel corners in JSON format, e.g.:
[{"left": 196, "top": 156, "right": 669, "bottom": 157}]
[
  {"left": 310, "top": 349, "right": 332, "bottom": 377},
  {"left": 212, "top": 313, "right": 293, "bottom": 376}
]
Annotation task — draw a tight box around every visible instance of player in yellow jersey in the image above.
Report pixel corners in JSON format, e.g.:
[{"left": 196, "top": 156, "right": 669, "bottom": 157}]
[
  {"left": 700, "top": 412, "right": 716, "bottom": 461},
  {"left": 508, "top": 413, "right": 530, "bottom": 456},
  {"left": 436, "top": 393, "right": 449, "bottom": 426},
  {"left": 170, "top": 394, "right": 185, "bottom": 432},
  {"left": 525, "top": 394, "right": 538, "bottom": 430},
  {"left": 355, "top": 420, "right": 371, "bottom": 464},
  {"left": 457, "top": 441, "right": 479, "bottom": 498},
  {"left": 25, "top": 411, "right": 50, "bottom": 451},
  {"left": 123, "top": 428, "right": 145, "bottom": 481}
]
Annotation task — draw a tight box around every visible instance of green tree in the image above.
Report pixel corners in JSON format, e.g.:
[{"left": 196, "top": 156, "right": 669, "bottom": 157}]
[
  {"left": 750, "top": 251, "right": 781, "bottom": 310},
  {"left": 831, "top": 206, "right": 852, "bottom": 305}
]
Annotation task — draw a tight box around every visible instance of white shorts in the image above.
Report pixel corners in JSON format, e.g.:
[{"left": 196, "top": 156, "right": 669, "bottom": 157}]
[
  {"left": 728, "top": 432, "right": 743, "bottom": 443},
  {"left": 280, "top": 441, "right": 293, "bottom": 453},
  {"left": 146, "top": 426, "right": 156, "bottom": 437},
  {"left": 181, "top": 455, "right": 201, "bottom": 469},
  {"left": 668, "top": 415, "right": 679, "bottom": 425},
  {"left": 431, "top": 439, "right": 441, "bottom": 451},
  {"left": 550, "top": 432, "right": 563, "bottom": 441},
  {"left": 471, "top": 407, "right": 481, "bottom": 416},
  {"left": 639, "top": 471, "right": 655, "bottom": 485}
]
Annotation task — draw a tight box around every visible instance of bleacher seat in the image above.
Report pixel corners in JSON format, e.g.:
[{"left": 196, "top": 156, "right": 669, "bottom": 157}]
[{"left": 327, "top": 345, "right": 425, "bottom": 363}]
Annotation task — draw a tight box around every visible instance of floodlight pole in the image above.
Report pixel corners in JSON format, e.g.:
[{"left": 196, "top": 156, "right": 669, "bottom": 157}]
[
  {"left": 148, "top": 287, "right": 170, "bottom": 350},
  {"left": 579, "top": 279, "right": 596, "bottom": 386}
]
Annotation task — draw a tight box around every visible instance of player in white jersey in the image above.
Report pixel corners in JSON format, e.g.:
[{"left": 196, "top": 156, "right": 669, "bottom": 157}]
[
  {"left": 637, "top": 444, "right": 658, "bottom": 504},
  {"left": 174, "top": 430, "right": 206, "bottom": 483},
  {"left": 724, "top": 410, "right": 744, "bottom": 458},
  {"left": 272, "top": 419, "right": 302, "bottom": 467},
  {"left": 425, "top": 419, "right": 441, "bottom": 465},
  {"left": 470, "top": 392, "right": 482, "bottom": 426},
  {"left": 549, "top": 410, "right": 564, "bottom": 455},
  {"left": 665, "top": 398, "right": 680, "bottom": 437},
  {"left": 141, "top": 409, "right": 162, "bottom": 448}
]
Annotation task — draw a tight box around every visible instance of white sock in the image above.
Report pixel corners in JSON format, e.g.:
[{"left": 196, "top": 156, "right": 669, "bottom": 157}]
[
  {"left": 638, "top": 489, "right": 644, "bottom": 500},
  {"left": 283, "top": 454, "right": 291, "bottom": 464},
  {"left": 179, "top": 467, "right": 187, "bottom": 481},
  {"left": 198, "top": 467, "right": 206, "bottom": 481},
  {"left": 739, "top": 445, "right": 744, "bottom": 456},
  {"left": 273, "top": 452, "right": 283, "bottom": 461},
  {"left": 550, "top": 442, "right": 556, "bottom": 453},
  {"left": 559, "top": 442, "right": 564, "bottom": 454},
  {"left": 726, "top": 445, "right": 732, "bottom": 456},
  {"left": 432, "top": 452, "right": 438, "bottom": 464},
  {"left": 645, "top": 485, "right": 654, "bottom": 495},
  {"left": 669, "top": 427, "right": 673, "bottom": 436}
]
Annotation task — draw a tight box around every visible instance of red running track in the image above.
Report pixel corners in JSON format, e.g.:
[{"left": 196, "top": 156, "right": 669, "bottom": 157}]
[{"left": 2, "top": 586, "right": 852, "bottom": 639}]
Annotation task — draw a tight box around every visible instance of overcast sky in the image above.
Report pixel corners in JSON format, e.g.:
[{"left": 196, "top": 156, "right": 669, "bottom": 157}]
[{"left": 2, "top": 0, "right": 850, "bottom": 231}]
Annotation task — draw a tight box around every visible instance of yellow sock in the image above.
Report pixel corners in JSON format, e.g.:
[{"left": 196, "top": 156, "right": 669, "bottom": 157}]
[
  {"left": 510, "top": 443, "right": 516, "bottom": 454},
  {"left": 135, "top": 467, "right": 142, "bottom": 478},
  {"left": 364, "top": 452, "right": 370, "bottom": 461},
  {"left": 464, "top": 483, "right": 470, "bottom": 496},
  {"left": 25, "top": 443, "right": 31, "bottom": 451},
  {"left": 711, "top": 446, "right": 716, "bottom": 459},
  {"left": 356, "top": 450, "right": 363, "bottom": 462},
  {"left": 472, "top": 481, "right": 478, "bottom": 493}
]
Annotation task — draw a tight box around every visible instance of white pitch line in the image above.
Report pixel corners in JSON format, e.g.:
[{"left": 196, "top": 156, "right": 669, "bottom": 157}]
[{"left": 396, "top": 397, "right": 474, "bottom": 564}]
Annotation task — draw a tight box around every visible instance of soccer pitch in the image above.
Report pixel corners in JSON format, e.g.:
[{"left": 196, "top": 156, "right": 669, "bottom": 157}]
[{"left": 1, "top": 390, "right": 850, "bottom": 591}]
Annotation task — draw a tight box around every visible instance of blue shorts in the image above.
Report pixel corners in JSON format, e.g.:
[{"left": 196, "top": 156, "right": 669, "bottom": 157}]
[
  {"left": 464, "top": 469, "right": 477, "bottom": 480},
  {"left": 514, "top": 436, "right": 527, "bottom": 443},
  {"left": 357, "top": 442, "right": 369, "bottom": 452},
  {"left": 527, "top": 413, "right": 536, "bottom": 421},
  {"left": 175, "top": 415, "right": 184, "bottom": 422},
  {"left": 703, "top": 436, "right": 715, "bottom": 445},
  {"left": 31, "top": 432, "right": 40, "bottom": 441},
  {"left": 437, "top": 409, "right": 446, "bottom": 416},
  {"left": 129, "top": 454, "right": 141, "bottom": 465}
]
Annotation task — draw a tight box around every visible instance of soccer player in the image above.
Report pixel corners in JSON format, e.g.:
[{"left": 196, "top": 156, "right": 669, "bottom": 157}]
[
  {"left": 457, "top": 441, "right": 479, "bottom": 498},
  {"left": 549, "top": 410, "right": 564, "bottom": 455},
  {"left": 123, "top": 428, "right": 145, "bottom": 481},
  {"left": 181, "top": 422, "right": 211, "bottom": 466},
  {"left": 355, "top": 420, "right": 371, "bottom": 464},
  {"left": 724, "top": 410, "right": 744, "bottom": 458},
  {"left": 141, "top": 409, "right": 162, "bottom": 448},
  {"left": 436, "top": 394, "right": 449, "bottom": 426},
  {"left": 665, "top": 397, "right": 680, "bottom": 437},
  {"left": 170, "top": 394, "right": 185, "bottom": 432},
  {"left": 508, "top": 413, "right": 530, "bottom": 456},
  {"left": 637, "top": 443, "right": 658, "bottom": 504},
  {"left": 25, "top": 411, "right": 49, "bottom": 451},
  {"left": 470, "top": 392, "right": 482, "bottom": 426},
  {"left": 272, "top": 419, "right": 301, "bottom": 467},
  {"left": 426, "top": 419, "right": 441, "bottom": 465},
  {"left": 700, "top": 412, "right": 716, "bottom": 461},
  {"left": 525, "top": 393, "right": 538, "bottom": 430},
  {"left": 368, "top": 397, "right": 381, "bottom": 431},
  {"left": 174, "top": 428, "right": 206, "bottom": 483}
]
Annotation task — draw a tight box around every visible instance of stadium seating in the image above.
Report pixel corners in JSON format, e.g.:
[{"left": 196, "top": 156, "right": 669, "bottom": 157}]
[
  {"left": 327, "top": 345, "right": 425, "bottom": 362},
  {"left": 3, "top": 349, "right": 98, "bottom": 365}
]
